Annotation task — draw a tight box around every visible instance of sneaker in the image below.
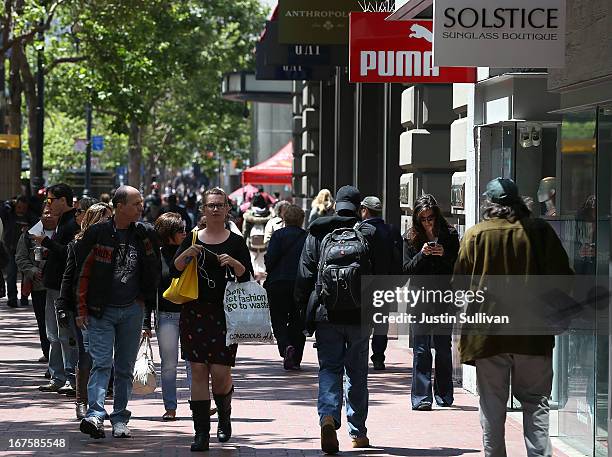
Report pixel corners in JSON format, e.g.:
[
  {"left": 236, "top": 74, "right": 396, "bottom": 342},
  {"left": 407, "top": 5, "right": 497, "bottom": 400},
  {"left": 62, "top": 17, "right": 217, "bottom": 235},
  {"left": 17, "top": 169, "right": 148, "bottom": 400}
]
[
  {"left": 58, "top": 382, "right": 76, "bottom": 397},
  {"left": 112, "top": 422, "right": 131, "bottom": 438},
  {"left": 38, "top": 355, "right": 48, "bottom": 363},
  {"left": 351, "top": 436, "right": 370, "bottom": 448},
  {"left": 38, "top": 381, "right": 63, "bottom": 392},
  {"left": 283, "top": 345, "right": 296, "bottom": 370},
  {"left": 413, "top": 401, "right": 432, "bottom": 411},
  {"left": 372, "top": 360, "right": 386, "bottom": 370},
  {"left": 80, "top": 416, "right": 105, "bottom": 439},
  {"left": 320, "top": 415, "right": 339, "bottom": 455}
]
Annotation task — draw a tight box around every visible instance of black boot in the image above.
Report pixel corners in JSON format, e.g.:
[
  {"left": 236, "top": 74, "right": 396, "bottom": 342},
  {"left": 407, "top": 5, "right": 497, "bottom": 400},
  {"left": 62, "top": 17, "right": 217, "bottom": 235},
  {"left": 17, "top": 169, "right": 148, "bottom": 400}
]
[
  {"left": 189, "top": 400, "right": 210, "bottom": 452},
  {"left": 213, "top": 386, "right": 233, "bottom": 443},
  {"left": 75, "top": 367, "right": 90, "bottom": 420}
]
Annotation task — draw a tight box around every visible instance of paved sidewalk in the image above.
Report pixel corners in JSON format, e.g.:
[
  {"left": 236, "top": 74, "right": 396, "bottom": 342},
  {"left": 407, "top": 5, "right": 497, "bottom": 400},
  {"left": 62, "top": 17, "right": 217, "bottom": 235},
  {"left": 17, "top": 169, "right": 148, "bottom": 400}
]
[{"left": 0, "top": 300, "right": 571, "bottom": 456}]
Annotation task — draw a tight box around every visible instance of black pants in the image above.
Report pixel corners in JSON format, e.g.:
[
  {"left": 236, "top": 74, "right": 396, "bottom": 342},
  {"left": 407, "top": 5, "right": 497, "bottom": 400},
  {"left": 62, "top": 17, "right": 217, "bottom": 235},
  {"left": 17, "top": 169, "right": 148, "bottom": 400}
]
[
  {"left": 31, "top": 290, "right": 50, "bottom": 358},
  {"left": 371, "top": 321, "right": 389, "bottom": 363},
  {"left": 266, "top": 280, "right": 306, "bottom": 364}
]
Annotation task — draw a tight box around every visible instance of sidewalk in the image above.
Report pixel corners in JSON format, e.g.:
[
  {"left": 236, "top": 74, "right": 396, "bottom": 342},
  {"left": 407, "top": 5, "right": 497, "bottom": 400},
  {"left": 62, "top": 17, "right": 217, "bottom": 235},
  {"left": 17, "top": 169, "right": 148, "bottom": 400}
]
[{"left": 0, "top": 299, "right": 573, "bottom": 456}]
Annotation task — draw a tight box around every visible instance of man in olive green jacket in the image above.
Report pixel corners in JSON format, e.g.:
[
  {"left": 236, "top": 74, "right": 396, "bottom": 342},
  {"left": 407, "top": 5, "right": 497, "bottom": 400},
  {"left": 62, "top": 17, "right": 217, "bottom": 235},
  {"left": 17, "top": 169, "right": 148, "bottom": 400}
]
[{"left": 454, "top": 178, "right": 572, "bottom": 457}]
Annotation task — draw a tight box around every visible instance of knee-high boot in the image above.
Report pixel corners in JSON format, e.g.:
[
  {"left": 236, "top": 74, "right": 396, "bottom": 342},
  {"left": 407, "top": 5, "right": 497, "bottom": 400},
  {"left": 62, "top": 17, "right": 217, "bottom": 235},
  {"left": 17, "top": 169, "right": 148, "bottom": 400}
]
[
  {"left": 75, "top": 366, "right": 90, "bottom": 420},
  {"left": 189, "top": 400, "right": 211, "bottom": 452},
  {"left": 213, "top": 386, "right": 233, "bottom": 443}
]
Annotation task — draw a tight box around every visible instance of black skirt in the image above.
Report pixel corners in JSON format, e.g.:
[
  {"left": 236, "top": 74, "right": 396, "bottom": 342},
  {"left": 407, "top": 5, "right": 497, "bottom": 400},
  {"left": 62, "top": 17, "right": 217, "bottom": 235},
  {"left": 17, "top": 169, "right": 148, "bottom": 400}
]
[{"left": 180, "top": 300, "right": 238, "bottom": 366}]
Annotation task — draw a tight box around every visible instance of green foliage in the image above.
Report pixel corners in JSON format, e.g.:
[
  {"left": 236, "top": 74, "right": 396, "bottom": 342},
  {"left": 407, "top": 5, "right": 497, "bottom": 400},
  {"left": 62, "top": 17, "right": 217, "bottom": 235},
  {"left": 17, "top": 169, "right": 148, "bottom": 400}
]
[{"left": 45, "top": 0, "right": 267, "bottom": 176}]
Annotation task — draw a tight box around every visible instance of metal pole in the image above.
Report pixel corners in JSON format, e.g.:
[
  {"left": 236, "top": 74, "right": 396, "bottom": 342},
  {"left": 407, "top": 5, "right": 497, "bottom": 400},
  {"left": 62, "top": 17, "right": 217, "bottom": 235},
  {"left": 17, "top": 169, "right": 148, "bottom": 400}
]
[{"left": 85, "top": 102, "right": 92, "bottom": 195}]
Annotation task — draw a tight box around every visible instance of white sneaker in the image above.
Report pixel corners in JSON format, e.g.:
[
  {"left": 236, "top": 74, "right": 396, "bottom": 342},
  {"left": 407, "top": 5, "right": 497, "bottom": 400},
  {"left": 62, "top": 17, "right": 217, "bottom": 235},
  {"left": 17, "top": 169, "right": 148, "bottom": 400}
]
[{"left": 112, "top": 422, "right": 131, "bottom": 438}]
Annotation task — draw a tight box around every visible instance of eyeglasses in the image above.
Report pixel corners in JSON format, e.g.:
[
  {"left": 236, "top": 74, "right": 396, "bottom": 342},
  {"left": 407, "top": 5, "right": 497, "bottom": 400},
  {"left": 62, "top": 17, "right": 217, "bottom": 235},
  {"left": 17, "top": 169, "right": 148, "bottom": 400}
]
[
  {"left": 419, "top": 216, "right": 435, "bottom": 223},
  {"left": 204, "top": 203, "right": 226, "bottom": 210},
  {"left": 46, "top": 197, "right": 59, "bottom": 205}
]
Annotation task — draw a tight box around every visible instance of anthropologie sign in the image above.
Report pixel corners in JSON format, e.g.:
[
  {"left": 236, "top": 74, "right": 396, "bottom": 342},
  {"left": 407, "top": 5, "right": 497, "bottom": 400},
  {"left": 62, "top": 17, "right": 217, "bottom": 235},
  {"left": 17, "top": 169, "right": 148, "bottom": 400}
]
[
  {"left": 433, "top": 0, "right": 566, "bottom": 68},
  {"left": 279, "top": 0, "right": 392, "bottom": 45},
  {"left": 349, "top": 13, "right": 476, "bottom": 84}
]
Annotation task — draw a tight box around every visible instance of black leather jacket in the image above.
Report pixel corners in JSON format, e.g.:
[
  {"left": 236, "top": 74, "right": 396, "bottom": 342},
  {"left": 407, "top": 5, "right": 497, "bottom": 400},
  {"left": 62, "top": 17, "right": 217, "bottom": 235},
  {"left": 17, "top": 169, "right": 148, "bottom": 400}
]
[{"left": 75, "top": 219, "right": 161, "bottom": 319}]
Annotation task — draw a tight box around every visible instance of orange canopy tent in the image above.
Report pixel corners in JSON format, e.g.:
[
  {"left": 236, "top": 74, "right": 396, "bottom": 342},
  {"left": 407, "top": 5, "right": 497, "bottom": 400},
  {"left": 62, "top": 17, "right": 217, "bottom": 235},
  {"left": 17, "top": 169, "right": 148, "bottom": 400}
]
[{"left": 241, "top": 142, "right": 293, "bottom": 185}]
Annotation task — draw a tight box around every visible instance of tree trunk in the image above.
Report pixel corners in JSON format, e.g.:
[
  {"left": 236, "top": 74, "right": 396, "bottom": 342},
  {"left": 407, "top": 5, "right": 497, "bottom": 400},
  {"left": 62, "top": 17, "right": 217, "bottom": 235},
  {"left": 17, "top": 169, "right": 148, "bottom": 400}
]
[
  {"left": 128, "top": 120, "right": 142, "bottom": 191},
  {"left": 0, "top": 42, "right": 24, "bottom": 199},
  {"left": 145, "top": 149, "right": 157, "bottom": 193},
  {"left": 15, "top": 43, "right": 40, "bottom": 195}
]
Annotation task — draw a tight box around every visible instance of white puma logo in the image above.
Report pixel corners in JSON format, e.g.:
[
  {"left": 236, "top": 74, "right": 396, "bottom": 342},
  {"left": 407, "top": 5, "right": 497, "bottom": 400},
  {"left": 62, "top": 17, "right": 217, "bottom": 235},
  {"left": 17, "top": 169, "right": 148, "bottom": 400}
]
[{"left": 409, "top": 24, "right": 433, "bottom": 43}]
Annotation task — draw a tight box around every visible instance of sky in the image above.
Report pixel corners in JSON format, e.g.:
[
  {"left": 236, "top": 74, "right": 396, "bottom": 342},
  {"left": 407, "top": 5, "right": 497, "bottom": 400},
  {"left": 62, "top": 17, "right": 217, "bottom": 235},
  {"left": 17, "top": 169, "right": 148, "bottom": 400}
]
[{"left": 259, "top": 0, "right": 276, "bottom": 9}]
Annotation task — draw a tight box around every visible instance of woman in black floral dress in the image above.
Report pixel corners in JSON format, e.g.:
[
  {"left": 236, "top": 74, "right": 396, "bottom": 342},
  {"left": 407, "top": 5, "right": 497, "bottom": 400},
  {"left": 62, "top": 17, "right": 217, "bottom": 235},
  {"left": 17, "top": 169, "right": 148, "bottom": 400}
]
[{"left": 172, "top": 188, "right": 252, "bottom": 452}]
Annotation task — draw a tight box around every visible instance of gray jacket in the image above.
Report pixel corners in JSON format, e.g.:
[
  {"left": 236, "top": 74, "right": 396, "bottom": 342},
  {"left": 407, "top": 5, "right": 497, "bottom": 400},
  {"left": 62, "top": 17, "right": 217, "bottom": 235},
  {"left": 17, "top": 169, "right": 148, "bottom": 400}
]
[{"left": 15, "top": 232, "right": 46, "bottom": 292}]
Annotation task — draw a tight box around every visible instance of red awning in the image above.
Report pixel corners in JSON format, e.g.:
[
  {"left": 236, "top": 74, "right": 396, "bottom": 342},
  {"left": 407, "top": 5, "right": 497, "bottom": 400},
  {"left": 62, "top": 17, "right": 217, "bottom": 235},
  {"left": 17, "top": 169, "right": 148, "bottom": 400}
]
[{"left": 242, "top": 142, "right": 293, "bottom": 185}]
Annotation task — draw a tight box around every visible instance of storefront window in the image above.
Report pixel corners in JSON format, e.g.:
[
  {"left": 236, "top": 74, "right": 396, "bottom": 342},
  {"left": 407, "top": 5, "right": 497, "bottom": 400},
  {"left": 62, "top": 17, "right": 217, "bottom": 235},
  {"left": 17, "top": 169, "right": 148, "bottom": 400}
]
[{"left": 555, "top": 109, "right": 599, "bottom": 456}]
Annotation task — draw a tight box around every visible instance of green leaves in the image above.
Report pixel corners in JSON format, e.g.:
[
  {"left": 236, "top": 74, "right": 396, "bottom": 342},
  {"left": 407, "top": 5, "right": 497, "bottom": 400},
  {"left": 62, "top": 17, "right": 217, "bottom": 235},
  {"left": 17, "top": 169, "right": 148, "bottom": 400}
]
[{"left": 44, "top": 0, "right": 266, "bottom": 177}]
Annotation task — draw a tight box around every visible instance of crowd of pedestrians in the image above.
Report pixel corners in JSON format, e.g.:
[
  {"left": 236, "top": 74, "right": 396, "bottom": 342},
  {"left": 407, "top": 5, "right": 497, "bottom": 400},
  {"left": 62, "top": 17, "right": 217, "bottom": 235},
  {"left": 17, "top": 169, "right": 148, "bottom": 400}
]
[{"left": 0, "top": 176, "right": 570, "bottom": 457}]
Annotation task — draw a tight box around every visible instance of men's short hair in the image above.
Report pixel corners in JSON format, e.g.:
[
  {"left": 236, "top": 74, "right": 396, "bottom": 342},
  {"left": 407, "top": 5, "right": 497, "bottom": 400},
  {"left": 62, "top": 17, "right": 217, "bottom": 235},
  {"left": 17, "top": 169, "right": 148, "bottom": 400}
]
[
  {"left": 283, "top": 205, "right": 305, "bottom": 227},
  {"left": 15, "top": 195, "right": 29, "bottom": 205},
  {"left": 47, "top": 183, "right": 74, "bottom": 207},
  {"left": 112, "top": 186, "right": 130, "bottom": 208}
]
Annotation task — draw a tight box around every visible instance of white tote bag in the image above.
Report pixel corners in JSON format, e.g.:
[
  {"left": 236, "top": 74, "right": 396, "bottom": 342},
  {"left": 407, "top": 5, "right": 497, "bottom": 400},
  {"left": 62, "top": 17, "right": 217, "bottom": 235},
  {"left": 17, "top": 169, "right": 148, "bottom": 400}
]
[
  {"left": 224, "top": 278, "right": 275, "bottom": 346},
  {"left": 132, "top": 335, "right": 157, "bottom": 395}
]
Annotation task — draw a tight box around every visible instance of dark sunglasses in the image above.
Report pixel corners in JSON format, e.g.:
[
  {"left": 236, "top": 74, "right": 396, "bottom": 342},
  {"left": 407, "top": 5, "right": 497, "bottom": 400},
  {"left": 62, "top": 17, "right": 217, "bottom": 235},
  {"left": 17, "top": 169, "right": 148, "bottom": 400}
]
[
  {"left": 204, "top": 203, "right": 227, "bottom": 210},
  {"left": 419, "top": 215, "right": 435, "bottom": 223}
]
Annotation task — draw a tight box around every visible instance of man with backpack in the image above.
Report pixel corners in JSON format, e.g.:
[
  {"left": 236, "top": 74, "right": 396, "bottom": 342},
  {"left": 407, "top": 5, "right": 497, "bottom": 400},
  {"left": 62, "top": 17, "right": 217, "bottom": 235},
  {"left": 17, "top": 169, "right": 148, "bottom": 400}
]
[{"left": 294, "top": 185, "right": 375, "bottom": 455}]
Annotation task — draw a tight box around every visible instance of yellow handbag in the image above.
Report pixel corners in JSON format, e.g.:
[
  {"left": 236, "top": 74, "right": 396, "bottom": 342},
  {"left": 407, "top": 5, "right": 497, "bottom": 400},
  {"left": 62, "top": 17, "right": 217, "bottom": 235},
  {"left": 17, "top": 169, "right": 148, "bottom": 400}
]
[{"left": 163, "top": 229, "right": 199, "bottom": 304}]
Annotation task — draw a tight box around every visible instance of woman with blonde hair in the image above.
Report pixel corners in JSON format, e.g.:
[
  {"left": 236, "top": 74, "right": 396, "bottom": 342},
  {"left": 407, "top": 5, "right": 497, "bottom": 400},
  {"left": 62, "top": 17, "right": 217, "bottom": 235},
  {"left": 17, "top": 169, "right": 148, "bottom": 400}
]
[
  {"left": 309, "top": 189, "right": 335, "bottom": 226},
  {"left": 55, "top": 201, "right": 113, "bottom": 420}
]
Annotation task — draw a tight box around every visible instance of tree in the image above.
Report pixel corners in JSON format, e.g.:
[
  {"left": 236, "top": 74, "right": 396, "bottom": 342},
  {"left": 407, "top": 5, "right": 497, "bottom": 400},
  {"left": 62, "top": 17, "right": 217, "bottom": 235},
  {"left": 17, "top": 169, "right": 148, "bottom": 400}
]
[{"left": 48, "top": 0, "right": 266, "bottom": 190}]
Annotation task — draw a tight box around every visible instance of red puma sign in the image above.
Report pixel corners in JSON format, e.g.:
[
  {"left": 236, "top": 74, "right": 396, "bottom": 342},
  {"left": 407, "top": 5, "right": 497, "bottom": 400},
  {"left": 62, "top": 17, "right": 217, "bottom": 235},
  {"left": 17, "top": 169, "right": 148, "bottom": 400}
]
[{"left": 349, "top": 13, "right": 476, "bottom": 83}]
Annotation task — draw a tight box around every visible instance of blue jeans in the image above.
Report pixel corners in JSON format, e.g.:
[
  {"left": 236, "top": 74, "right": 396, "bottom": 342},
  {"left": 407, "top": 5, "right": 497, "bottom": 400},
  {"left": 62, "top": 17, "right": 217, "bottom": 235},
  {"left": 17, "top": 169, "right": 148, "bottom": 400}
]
[
  {"left": 157, "top": 311, "right": 191, "bottom": 411},
  {"left": 45, "top": 289, "right": 78, "bottom": 386},
  {"left": 315, "top": 322, "right": 370, "bottom": 438},
  {"left": 86, "top": 302, "right": 144, "bottom": 425},
  {"left": 411, "top": 333, "right": 454, "bottom": 407}
]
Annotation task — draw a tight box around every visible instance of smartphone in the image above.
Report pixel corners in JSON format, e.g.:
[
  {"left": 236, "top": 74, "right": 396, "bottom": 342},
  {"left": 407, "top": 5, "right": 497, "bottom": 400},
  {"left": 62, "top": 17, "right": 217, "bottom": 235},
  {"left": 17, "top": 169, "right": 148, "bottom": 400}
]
[{"left": 427, "top": 241, "right": 438, "bottom": 247}]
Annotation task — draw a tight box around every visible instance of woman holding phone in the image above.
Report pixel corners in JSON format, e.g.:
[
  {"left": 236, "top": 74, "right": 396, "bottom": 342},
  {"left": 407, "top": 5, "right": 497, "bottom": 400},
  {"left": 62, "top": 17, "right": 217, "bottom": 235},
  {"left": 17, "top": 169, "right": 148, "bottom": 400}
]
[
  {"left": 171, "top": 187, "right": 252, "bottom": 452},
  {"left": 403, "top": 194, "right": 459, "bottom": 411}
]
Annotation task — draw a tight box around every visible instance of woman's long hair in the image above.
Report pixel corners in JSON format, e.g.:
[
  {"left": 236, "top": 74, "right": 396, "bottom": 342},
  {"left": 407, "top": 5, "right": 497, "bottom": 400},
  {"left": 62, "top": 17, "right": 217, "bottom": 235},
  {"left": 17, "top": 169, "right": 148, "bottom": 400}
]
[
  {"left": 407, "top": 194, "right": 451, "bottom": 248},
  {"left": 311, "top": 189, "right": 334, "bottom": 215},
  {"left": 75, "top": 203, "right": 112, "bottom": 240}
]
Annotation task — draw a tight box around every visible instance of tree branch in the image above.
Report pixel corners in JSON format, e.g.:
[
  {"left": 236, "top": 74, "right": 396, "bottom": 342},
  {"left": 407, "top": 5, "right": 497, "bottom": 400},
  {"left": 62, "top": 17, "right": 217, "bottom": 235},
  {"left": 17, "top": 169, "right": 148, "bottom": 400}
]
[
  {"left": 44, "top": 56, "right": 87, "bottom": 75},
  {"left": 0, "top": 0, "right": 70, "bottom": 56}
]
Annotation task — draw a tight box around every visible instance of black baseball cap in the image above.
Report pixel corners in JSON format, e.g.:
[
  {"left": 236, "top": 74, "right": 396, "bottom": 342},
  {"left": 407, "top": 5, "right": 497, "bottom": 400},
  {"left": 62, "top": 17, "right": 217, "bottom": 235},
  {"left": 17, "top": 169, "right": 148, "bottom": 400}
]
[
  {"left": 335, "top": 186, "right": 361, "bottom": 213},
  {"left": 484, "top": 178, "right": 520, "bottom": 205}
]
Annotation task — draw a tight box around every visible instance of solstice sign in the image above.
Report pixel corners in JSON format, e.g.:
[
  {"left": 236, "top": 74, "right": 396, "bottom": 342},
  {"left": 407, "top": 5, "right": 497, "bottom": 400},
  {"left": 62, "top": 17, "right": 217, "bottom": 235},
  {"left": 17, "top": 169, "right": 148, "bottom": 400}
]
[
  {"left": 433, "top": 0, "right": 566, "bottom": 68},
  {"left": 349, "top": 13, "right": 476, "bottom": 84}
]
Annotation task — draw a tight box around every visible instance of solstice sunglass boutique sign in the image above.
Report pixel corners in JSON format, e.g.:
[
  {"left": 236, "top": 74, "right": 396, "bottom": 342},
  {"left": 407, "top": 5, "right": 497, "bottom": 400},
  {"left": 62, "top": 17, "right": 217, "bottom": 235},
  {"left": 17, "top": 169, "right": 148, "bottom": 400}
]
[{"left": 433, "top": 0, "right": 566, "bottom": 68}]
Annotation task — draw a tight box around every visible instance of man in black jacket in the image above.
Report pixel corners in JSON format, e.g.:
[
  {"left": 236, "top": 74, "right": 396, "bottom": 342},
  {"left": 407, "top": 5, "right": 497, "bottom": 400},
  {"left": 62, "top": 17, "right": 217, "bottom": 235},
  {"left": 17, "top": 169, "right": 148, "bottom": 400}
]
[
  {"left": 76, "top": 186, "right": 160, "bottom": 440},
  {"left": 359, "top": 196, "right": 403, "bottom": 371},
  {"left": 32, "top": 184, "right": 80, "bottom": 395},
  {"left": 0, "top": 196, "right": 38, "bottom": 307},
  {"left": 294, "top": 185, "right": 375, "bottom": 454}
]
